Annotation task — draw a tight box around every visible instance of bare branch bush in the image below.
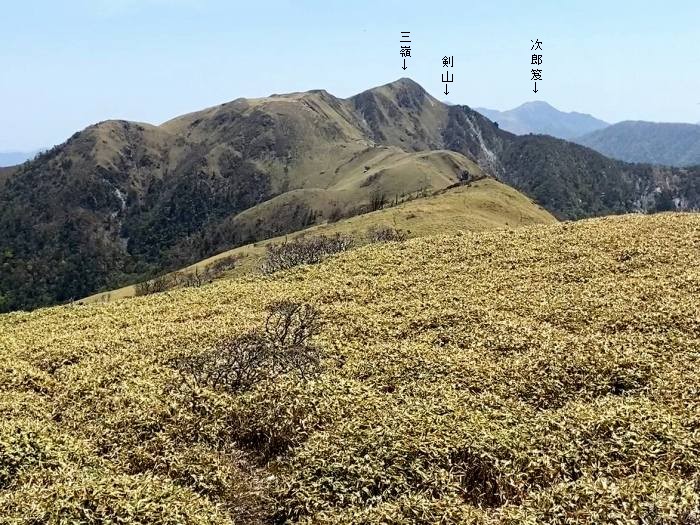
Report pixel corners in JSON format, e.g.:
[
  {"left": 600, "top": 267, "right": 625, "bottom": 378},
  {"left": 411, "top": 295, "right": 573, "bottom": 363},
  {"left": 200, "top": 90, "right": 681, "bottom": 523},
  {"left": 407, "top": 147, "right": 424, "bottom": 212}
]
[
  {"left": 369, "top": 191, "right": 387, "bottom": 211},
  {"left": 134, "top": 273, "right": 174, "bottom": 296},
  {"left": 137, "top": 255, "right": 239, "bottom": 295},
  {"left": 260, "top": 234, "right": 354, "bottom": 274},
  {"left": 174, "top": 268, "right": 208, "bottom": 288},
  {"left": 207, "top": 255, "right": 238, "bottom": 274},
  {"left": 365, "top": 225, "right": 408, "bottom": 243},
  {"left": 173, "top": 301, "right": 322, "bottom": 399}
]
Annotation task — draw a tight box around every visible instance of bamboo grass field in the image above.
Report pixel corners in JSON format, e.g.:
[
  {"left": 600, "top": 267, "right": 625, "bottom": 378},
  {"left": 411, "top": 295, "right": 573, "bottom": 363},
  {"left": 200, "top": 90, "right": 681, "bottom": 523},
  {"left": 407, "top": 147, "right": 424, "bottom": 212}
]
[{"left": 1, "top": 212, "right": 699, "bottom": 523}]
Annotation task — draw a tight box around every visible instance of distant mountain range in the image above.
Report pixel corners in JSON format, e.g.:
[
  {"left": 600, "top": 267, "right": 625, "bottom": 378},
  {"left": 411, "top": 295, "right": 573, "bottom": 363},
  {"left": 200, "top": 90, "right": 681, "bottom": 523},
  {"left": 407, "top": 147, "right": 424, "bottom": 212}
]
[
  {"left": 574, "top": 121, "right": 700, "bottom": 166},
  {"left": 476, "top": 102, "right": 700, "bottom": 167},
  {"left": 0, "top": 149, "right": 43, "bottom": 167},
  {"left": 575, "top": 121, "right": 700, "bottom": 167},
  {"left": 475, "top": 101, "right": 609, "bottom": 140}
]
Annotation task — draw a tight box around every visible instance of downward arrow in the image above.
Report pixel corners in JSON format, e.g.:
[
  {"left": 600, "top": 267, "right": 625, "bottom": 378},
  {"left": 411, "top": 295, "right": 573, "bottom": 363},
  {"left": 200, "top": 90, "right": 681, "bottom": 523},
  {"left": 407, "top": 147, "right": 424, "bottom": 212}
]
[
  {"left": 533, "top": 82, "right": 538, "bottom": 93},
  {"left": 444, "top": 84, "right": 449, "bottom": 95},
  {"left": 402, "top": 59, "right": 407, "bottom": 71}
]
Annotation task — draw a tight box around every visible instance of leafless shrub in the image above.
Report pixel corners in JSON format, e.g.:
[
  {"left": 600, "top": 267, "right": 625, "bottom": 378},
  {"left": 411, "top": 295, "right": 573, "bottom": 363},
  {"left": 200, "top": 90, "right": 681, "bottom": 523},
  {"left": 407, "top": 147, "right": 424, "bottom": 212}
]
[
  {"left": 134, "top": 274, "right": 174, "bottom": 296},
  {"left": 174, "top": 301, "right": 322, "bottom": 398},
  {"left": 458, "top": 169, "right": 472, "bottom": 182},
  {"left": 417, "top": 174, "right": 431, "bottom": 198},
  {"left": 144, "top": 256, "right": 238, "bottom": 293},
  {"left": 365, "top": 225, "right": 409, "bottom": 243},
  {"left": 260, "top": 234, "right": 354, "bottom": 274},
  {"left": 173, "top": 269, "right": 208, "bottom": 288},
  {"left": 327, "top": 206, "right": 343, "bottom": 223},
  {"left": 369, "top": 191, "right": 387, "bottom": 211},
  {"left": 208, "top": 255, "right": 238, "bottom": 274}
]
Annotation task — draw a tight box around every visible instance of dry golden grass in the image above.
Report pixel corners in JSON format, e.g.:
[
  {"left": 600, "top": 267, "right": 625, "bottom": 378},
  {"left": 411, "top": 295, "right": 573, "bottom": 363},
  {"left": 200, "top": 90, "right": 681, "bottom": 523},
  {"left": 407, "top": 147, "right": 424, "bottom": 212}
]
[{"left": 1, "top": 213, "right": 699, "bottom": 523}]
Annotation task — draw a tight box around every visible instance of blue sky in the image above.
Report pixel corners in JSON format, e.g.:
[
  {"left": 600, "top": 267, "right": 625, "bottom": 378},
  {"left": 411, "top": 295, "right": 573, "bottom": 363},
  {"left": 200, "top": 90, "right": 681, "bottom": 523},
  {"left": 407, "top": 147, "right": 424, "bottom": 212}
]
[{"left": 2, "top": 0, "right": 699, "bottom": 150}]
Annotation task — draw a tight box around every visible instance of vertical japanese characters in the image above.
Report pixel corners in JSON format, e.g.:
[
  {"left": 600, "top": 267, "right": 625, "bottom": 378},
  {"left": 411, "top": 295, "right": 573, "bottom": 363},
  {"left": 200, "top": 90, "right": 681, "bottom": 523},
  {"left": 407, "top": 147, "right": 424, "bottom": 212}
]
[
  {"left": 531, "top": 39, "right": 543, "bottom": 93},
  {"left": 442, "top": 55, "right": 454, "bottom": 95},
  {"left": 400, "top": 31, "right": 411, "bottom": 71}
]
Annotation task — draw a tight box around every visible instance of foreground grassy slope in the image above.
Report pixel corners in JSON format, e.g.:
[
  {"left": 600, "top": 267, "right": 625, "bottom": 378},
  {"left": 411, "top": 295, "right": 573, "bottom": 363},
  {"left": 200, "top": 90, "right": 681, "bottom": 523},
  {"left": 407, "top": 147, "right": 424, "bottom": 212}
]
[
  {"left": 83, "top": 178, "right": 555, "bottom": 303},
  {"left": 1, "top": 213, "right": 699, "bottom": 524}
]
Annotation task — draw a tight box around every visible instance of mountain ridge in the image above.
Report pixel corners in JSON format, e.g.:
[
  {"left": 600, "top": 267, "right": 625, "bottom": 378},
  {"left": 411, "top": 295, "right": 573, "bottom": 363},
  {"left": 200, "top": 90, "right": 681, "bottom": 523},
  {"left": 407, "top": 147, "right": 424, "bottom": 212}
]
[
  {"left": 1, "top": 78, "right": 699, "bottom": 312},
  {"left": 0, "top": 79, "right": 490, "bottom": 311}
]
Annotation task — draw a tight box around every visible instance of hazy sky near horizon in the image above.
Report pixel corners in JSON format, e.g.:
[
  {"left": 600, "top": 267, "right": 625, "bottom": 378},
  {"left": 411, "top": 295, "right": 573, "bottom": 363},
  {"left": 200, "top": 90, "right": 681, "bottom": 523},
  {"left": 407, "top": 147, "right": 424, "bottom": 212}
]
[{"left": 2, "top": 0, "right": 699, "bottom": 150}]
